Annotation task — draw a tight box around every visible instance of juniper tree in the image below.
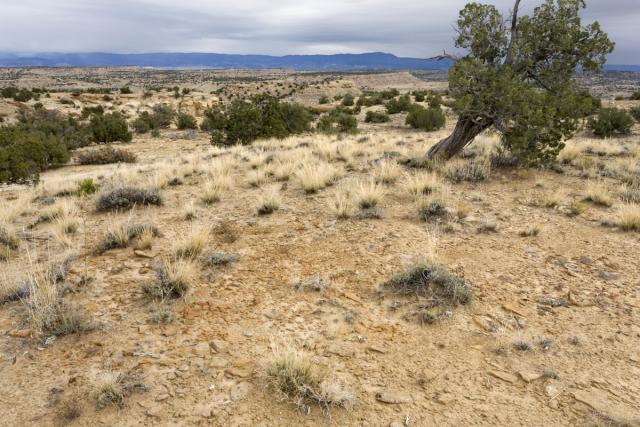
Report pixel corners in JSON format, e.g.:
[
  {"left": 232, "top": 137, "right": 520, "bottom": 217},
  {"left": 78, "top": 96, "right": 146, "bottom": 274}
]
[{"left": 427, "top": 0, "right": 614, "bottom": 164}]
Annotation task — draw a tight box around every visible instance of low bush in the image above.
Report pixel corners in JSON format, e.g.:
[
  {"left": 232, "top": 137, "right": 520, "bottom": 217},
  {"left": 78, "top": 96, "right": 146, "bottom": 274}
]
[
  {"left": 98, "top": 223, "right": 160, "bottom": 253},
  {"left": 143, "top": 258, "right": 197, "bottom": 299},
  {"left": 317, "top": 111, "right": 357, "bottom": 134},
  {"left": 341, "top": 94, "right": 355, "bottom": 107},
  {"left": 176, "top": 112, "right": 197, "bottom": 130},
  {"left": 406, "top": 105, "right": 446, "bottom": 131},
  {"left": 385, "top": 94, "right": 412, "bottom": 114},
  {"left": 77, "top": 146, "right": 137, "bottom": 165},
  {"left": 365, "top": 111, "right": 390, "bottom": 123},
  {"left": 77, "top": 179, "right": 97, "bottom": 196},
  {"left": 629, "top": 107, "right": 640, "bottom": 122},
  {"left": 587, "top": 108, "right": 633, "bottom": 138},
  {"left": 96, "top": 187, "right": 162, "bottom": 211},
  {"left": 383, "top": 260, "right": 472, "bottom": 305},
  {"left": 89, "top": 112, "right": 132, "bottom": 143},
  {"left": 318, "top": 95, "right": 330, "bottom": 104}
]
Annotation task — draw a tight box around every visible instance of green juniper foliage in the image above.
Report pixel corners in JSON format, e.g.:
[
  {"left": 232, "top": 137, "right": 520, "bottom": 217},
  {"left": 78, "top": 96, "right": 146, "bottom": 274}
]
[{"left": 428, "top": 0, "right": 614, "bottom": 165}]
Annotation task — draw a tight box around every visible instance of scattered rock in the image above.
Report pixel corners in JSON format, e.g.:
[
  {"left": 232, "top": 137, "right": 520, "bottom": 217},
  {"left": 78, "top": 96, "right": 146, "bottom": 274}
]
[
  {"left": 229, "top": 382, "right": 250, "bottom": 401},
  {"left": 519, "top": 371, "right": 543, "bottom": 383},
  {"left": 376, "top": 390, "right": 413, "bottom": 404},
  {"left": 571, "top": 388, "right": 640, "bottom": 425},
  {"left": 368, "top": 345, "right": 388, "bottom": 354},
  {"left": 209, "top": 356, "right": 229, "bottom": 369},
  {"left": 579, "top": 256, "right": 592, "bottom": 265},
  {"left": 434, "top": 392, "right": 455, "bottom": 404},
  {"left": 327, "top": 343, "right": 356, "bottom": 358},
  {"left": 134, "top": 250, "right": 154, "bottom": 259},
  {"left": 210, "top": 339, "right": 228, "bottom": 354},
  {"left": 146, "top": 405, "right": 163, "bottom": 417},
  {"left": 8, "top": 329, "right": 31, "bottom": 338},
  {"left": 195, "top": 402, "right": 217, "bottom": 418},
  {"left": 501, "top": 303, "right": 529, "bottom": 317},
  {"left": 193, "top": 342, "right": 211, "bottom": 357},
  {"left": 598, "top": 271, "right": 620, "bottom": 281},
  {"left": 226, "top": 367, "right": 252, "bottom": 378},
  {"left": 489, "top": 371, "right": 518, "bottom": 384}
]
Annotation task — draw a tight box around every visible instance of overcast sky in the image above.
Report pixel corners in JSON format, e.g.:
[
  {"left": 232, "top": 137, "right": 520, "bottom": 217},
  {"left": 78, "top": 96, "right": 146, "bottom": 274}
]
[{"left": 0, "top": 0, "right": 637, "bottom": 64}]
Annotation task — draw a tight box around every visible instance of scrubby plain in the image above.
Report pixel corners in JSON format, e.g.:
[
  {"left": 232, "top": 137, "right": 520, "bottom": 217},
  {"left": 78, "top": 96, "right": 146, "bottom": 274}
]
[{"left": 1, "top": 69, "right": 640, "bottom": 426}]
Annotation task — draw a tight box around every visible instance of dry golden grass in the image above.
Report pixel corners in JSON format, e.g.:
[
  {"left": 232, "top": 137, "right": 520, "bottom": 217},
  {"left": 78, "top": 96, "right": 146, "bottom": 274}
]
[
  {"left": 200, "top": 179, "right": 225, "bottom": 205},
  {"left": 173, "top": 226, "right": 208, "bottom": 259},
  {"left": 256, "top": 192, "right": 282, "bottom": 215},
  {"left": 374, "top": 160, "right": 402, "bottom": 185},
  {"left": 247, "top": 169, "right": 269, "bottom": 187},
  {"left": 404, "top": 171, "right": 443, "bottom": 197},
  {"left": 93, "top": 372, "right": 126, "bottom": 409},
  {"left": 144, "top": 257, "right": 198, "bottom": 299},
  {"left": 295, "top": 161, "right": 340, "bottom": 194},
  {"left": 584, "top": 181, "right": 614, "bottom": 207},
  {"left": 352, "top": 180, "right": 385, "bottom": 209},
  {"left": 39, "top": 200, "right": 79, "bottom": 223},
  {"left": 134, "top": 227, "right": 155, "bottom": 250},
  {"left": 265, "top": 348, "right": 354, "bottom": 412},
  {"left": 331, "top": 190, "right": 354, "bottom": 219},
  {"left": 618, "top": 204, "right": 640, "bottom": 231}
]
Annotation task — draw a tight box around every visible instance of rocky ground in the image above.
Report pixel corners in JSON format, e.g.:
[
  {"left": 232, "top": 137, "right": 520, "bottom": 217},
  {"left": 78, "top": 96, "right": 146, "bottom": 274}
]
[{"left": 0, "top": 70, "right": 639, "bottom": 426}]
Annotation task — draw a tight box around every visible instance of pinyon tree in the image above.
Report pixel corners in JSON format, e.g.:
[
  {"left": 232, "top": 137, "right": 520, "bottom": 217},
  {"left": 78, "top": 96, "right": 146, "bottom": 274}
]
[{"left": 427, "top": 0, "right": 614, "bottom": 164}]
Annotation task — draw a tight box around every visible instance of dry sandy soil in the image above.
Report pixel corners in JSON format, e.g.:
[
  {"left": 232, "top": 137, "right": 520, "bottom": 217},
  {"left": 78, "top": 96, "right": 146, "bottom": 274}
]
[{"left": 1, "top": 70, "right": 640, "bottom": 426}]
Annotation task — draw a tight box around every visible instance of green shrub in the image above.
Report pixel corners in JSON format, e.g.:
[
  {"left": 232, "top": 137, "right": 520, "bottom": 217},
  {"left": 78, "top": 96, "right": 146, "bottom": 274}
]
[
  {"left": 200, "top": 105, "right": 226, "bottom": 132},
  {"left": 629, "top": 91, "right": 640, "bottom": 101},
  {"left": 96, "top": 187, "right": 162, "bottom": 212},
  {"left": 212, "top": 94, "right": 311, "bottom": 146},
  {"left": 77, "top": 146, "right": 137, "bottom": 165},
  {"left": 357, "top": 95, "right": 383, "bottom": 107},
  {"left": 0, "top": 128, "right": 69, "bottom": 183},
  {"left": 120, "top": 87, "right": 132, "bottom": 94},
  {"left": 380, "top": 89, "right": 400, "bottom": 100},
  {"left": 318, "top": 95, "right": 330, "bottom": 104},
  {"left": 413, "top": 91, "right": 426, "bottom": 102},
  {"left": 317, "top": 111, "right": 358, "bottom": 134},
  {"left": 386, "top": 94, "right": 412, "bottom": 114},
  {"left": 176, "top": 112, "right": 197, "bottom": 130},
  {"left": 77, "top": 179, "right": 97, "bottom": 196},
  {"left": 81, "top": 105, "right": 104, "bottom": 118},
  {"left": 90, "top": 112, "right": 132, "bottom": 143},
  {"left": 629, "top": 107, "right": 640, "bottom": 122},
  {"left": 587, "top": 108, "right": 633, "bottom": 138},
  {"left": 16, "top": 108, "right": 91, "bottom": 150},
  {"left": 365, "top": 111, "right": 390, "bottom": 123},
  {"left": 132, "top": 112, "right": 152, "bottom": 134},
  {"left": 427, "top": 93, "right": 442, "bottom": 108},
  {"left": 341, "top": 94, "right": 355, "bottom": 107},
  {"left": 150, "top": 104, "right": 176, "bottom": 128},
  {"left": 406, "top": 105, "right": 446, "bottom": 131}
]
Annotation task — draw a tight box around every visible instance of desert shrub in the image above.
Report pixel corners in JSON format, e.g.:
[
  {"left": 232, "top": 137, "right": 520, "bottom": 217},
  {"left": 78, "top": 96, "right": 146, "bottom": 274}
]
[
  {"left": 444, "top": 159, "right": 490, "bottom": 182},
  {"left": 81, "top": 105, "right": 104, "bottom": 118},
  {"left": 317, "top": 111, "right": 357, "bottom": 134},
  {"left": 96, "top": 187, "right": 162, "bottom": 211},
  {"left": 150, "top": 104, "right": 176, "bottom": 128},
  {"left": 77, "top": 146, "right": 137, "bottom": 165},
  {"left": 77, "top": 179, "right": 97, "bottom": 196},
  {"left": 318, "top": 95, "right": 330, "bottom": 104},
  {"left": 383, "top": 260, "right": 472, "bottom": 305},
  {"left": 16, "top": 108, "right": 91, "bottom": 150},
  {"left": 98, "top": 223, "right": 160, "bottom": 253},
  {"left": 120, "top": 87, "right": 132, "bottom": 94},
  {"left": 132, "top": 112, "right": 153, "bottom": 133},
  {"left": 587, "top": 108, "right": 633, "bottom": 138},
  {"left": 406, "top": 105, "right": 446, "bottom": 131},
  {"left": 176, "top": 112, "right": 197, "bottom": 130},
  {"left": 200, "top": 105, "right": 226, "bottom": 132},
  {"left": 212, "top": 94, "right": 311, "bottom": 145},
  {"left": 365, "top": 111, "right": 390, "bottom": 123},
  {"left": 413, "top": 91, "right": 427, "bottom": 102},
  {"left": 1, "top": 86, "right": 34, "bottom": 102},
  {"left": 357, "top": 95, "right": 383, "bottom": 107},
  {"left": 143, "top": 259, "right": 196, "bottom": 299},
  {"left": 380, "top": 88, "right": 400, "bottom": 100},
  {"left": 341, "top": 94, "right": 355, "bottom": 107},
  {"left": 629, "top": 107, "right": 640, "bottom": 122},
  {"left": 266, "top": 349, "right": 354, "bottom": 413},
  {"left": 0, "top": 127, "right": 70, "bottom": 183},
  {"left": 89, "top": 112, "right": 132, "bottom": 143},
  {"left": 386, "top": 94, "right": 412, "bottom": 114},
  {"left": 629, "top": 91, "right": 640, "bottom": 101}
]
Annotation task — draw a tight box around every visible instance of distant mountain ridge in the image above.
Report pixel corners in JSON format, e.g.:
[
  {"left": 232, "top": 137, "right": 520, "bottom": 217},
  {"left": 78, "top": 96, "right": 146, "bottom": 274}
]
[
  {"left": 0, "top": 52, "right": 452, "bottom": 70},
  {"left": 0, "top": 52, "right": 637, "bottom": 72}
]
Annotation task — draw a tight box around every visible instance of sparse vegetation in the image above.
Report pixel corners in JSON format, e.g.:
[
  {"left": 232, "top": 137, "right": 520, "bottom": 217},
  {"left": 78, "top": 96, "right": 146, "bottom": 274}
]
[
  {"left": 77, "top": 146, "right": 137, "bottom": 165},
  {"left": 96, "top": 187, "right": 162, "bottom": 211},
  {"left": 265, "top": 349, "right": 354, "bottom": 413},
  {"left": 588, "top": 108, "right": 634, "bottom": 138},
  {"left": 144, "top": 258, "right": 197, "bottom": 299}
]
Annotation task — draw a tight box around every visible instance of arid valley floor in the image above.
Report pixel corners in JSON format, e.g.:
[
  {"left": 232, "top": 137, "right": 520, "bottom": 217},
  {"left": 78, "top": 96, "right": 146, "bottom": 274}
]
[{"left": 1, "top": 69, "right": 640, "bottom": 426}]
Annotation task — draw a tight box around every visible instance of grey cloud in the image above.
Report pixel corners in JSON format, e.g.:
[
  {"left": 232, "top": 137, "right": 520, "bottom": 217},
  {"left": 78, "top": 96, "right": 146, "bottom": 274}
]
[{"left": 0, "top": 0, "right": 637, "bottom": 64}]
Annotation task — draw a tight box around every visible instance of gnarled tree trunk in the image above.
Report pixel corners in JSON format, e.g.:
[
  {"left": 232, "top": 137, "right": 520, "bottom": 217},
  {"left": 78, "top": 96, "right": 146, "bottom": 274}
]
[{"left": 427, "top": 116, "right": 492, "bottom": 160}]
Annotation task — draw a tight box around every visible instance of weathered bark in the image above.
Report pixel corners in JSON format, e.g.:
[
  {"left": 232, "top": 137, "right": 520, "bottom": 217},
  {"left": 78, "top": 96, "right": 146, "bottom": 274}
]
[{"left": 427, "top": 117, "right": 492, "bottom": 160}]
